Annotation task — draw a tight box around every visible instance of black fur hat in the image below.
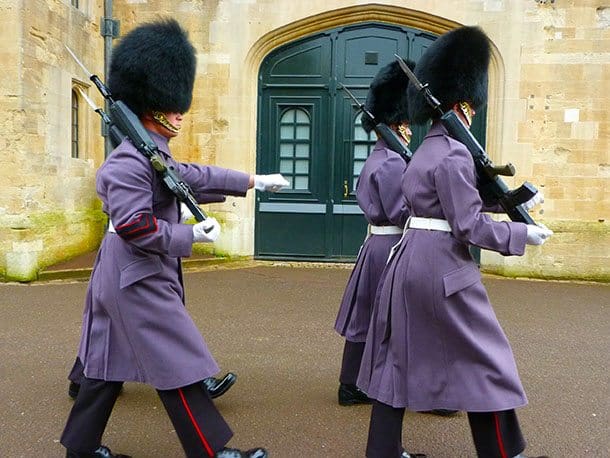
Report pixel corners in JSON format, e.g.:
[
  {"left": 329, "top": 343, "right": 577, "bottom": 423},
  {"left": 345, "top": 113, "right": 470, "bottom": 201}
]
[
  {"left": 108, "top": 19, "right": 196, "bottom": 117},
  {"left": 408, "top": 26, "right": 491, "bottom": 125},
  {"left": 361, "top": 59, "right": 415, "bottom": 134}
]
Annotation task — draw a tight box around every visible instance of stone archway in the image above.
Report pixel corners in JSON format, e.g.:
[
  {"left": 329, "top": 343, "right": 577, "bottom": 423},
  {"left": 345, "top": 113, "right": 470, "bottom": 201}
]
[{"left": 245, "top": 3, "right": 505, "bottom": 160}]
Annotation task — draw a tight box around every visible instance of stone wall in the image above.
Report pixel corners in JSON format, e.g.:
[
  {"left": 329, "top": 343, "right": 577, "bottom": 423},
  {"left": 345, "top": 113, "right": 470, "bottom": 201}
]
[
  {"left": 1, "top": 0, "right": 608, "bottom": 281},
  {"left": 0, "top": 0, "right": 106, "bottom": 281},
  {"left": 479, "top": 0, "right": 610, "bottom": 280}
]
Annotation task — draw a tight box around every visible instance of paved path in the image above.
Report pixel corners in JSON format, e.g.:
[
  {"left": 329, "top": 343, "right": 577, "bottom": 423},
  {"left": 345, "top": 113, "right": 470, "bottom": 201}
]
[{"left": 0, "top": 263, "right": 608, "bottom": 457}]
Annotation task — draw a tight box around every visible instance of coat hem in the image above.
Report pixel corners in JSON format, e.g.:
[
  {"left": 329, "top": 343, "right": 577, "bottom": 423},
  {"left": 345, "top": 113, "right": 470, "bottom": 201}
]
[
  {"left": 83, "top": 369, "right": 219, "bottom": 391},
  {"left": 365, "top": 390, "right": 528, "bottom": 412}
]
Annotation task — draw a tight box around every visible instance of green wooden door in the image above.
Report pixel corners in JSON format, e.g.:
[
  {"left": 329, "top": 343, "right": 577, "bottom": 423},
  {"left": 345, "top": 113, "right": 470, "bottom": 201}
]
[
  {"left": 255, "top": 33, "right": 333, "bottom": 258},
  {"left": 255, "top": 23, "right": 484, "bottom": 261}
]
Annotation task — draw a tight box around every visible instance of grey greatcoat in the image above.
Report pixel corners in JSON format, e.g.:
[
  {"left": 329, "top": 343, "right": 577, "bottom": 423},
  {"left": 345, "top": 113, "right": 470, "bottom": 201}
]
[
  {"left": 76, "top": 131, "right": 250, "bottom": 390},
  {"left": 357, "top": 122, "right": 529, "bottom": 412},
  {"left": 334, "top": 140, "right": 409, "bottom": 342}
]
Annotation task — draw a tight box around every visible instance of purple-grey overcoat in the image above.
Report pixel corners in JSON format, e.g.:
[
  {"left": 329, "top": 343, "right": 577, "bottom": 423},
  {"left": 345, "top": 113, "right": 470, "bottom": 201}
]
[
  {"left": 334, "top": 140, "right": 409, "bottom": 342},
  {"left": 75, "top": 131, "right": 250, "bottom": 390},
  {"left": 357, "top": 122, "right": 529, "bottom": 412}
]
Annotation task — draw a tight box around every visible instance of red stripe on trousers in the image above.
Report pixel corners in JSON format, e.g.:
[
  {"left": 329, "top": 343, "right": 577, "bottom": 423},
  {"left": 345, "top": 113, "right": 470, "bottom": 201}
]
[
  {"left": 493, "top": 412, "right": 508, "bottom": 458},
  {"left": 178, "top": 388, "right": 215, "bottom": 457}
]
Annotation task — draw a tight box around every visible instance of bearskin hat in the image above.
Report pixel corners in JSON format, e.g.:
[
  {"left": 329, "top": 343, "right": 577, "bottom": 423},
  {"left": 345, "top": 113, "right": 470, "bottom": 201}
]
[
  {"left": 108, "top": 18, "right": 196, "bottom": 117},
  {"left": 361, "top": 58, "right": 415, "bottom": 133},
  {"left": 408, "top": 26, "right": 491, "bottom": 125}
]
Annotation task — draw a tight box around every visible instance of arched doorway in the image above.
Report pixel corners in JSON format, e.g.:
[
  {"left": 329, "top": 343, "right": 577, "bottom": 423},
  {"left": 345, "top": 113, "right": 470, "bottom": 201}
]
[{"left": 254, "top": 22, "right": 486, "bottom": 261}]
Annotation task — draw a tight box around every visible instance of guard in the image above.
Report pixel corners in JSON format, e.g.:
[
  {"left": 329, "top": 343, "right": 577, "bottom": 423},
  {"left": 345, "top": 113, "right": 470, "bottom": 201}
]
[{"left": 61, "top": 18, "right": 287, "bottom": 458}]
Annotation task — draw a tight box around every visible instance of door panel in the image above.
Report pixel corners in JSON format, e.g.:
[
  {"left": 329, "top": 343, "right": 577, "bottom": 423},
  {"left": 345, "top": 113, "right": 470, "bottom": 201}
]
[
  {"left": 332, "top": 92, "right": 375, "bottom": 257},
  {"left": 256, "top": 94, "right": 330, "bottom": 258},
  {"left": 256, "top": 34, "right": 332, "bottom": 258},
  {"left": 330, "top": 27, "right": 408, "bottom": 257},
  {"left": 338, "top": 26, "right": 409, "bottom": 84}
]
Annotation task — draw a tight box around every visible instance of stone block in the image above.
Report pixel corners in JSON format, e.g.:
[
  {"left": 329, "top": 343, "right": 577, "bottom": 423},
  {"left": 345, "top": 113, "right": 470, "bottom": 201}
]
[
  {"left": 565, "top": 7, "right": 597, "bottom": 28},
  {"left": 6, "top": 248, "right": 40, "bottom": 282},
  {"left": 570, "top": 121, "right": 599, "bottom": 140}
]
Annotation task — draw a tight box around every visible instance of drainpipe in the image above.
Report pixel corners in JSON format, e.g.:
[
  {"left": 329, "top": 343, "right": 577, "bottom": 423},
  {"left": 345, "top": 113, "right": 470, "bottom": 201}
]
[{"left": 101, "top": 0, "right": 119, "bottom": 157}]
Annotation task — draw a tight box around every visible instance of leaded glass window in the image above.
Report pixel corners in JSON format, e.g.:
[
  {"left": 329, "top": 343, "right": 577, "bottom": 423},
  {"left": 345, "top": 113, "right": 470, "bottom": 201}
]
[
  {"left": 279, "top": 108, "right": 311, "bottom": 191},
  {"left": 71, "top": 89, "right": 79, "bottom": 159},
  {"left": 352, "top": 112, "right": 375, "bottom": 189}
]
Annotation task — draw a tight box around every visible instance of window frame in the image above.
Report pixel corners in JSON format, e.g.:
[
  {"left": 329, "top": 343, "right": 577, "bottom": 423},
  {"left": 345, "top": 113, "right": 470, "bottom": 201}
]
[
  {"left": 277, "top": 106, "right": 312, "bottom": 192},
  {"left": 70, "top": 88, "right": 80, "bottom": 159}
]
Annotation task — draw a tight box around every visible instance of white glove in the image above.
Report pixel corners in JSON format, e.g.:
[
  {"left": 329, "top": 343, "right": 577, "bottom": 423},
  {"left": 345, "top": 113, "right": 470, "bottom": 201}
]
[
  {"left": 523, "top": 191, "right": 544, "bottom": 211},
  {"left": 254, "top": 173, "right": 290, "bottom": 192},
  {"left": 180, "top": 203, "right": 194, "bottom": 223},
  {"left": 526, "top": 223, "right": 553, "bottom": 246},
  {"left": 192, "top": 217, "right": 221, "bottom": 243}
]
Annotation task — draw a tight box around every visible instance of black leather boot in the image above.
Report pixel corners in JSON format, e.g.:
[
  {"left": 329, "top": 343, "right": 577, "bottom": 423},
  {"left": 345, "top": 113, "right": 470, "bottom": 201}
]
[
  {"left": 214, "top": 447, "right": 268, "bottom": 458},
  {"left": 338, "top": 383, "right": 371, "bottom": 405},
  {"left": 66, "top": 445, "right": 131, "bottom": 458},
  {"left": 68, "top": 381, "right": 80, "bottom": 399},
  {"left": 514, "top": 455, "right": 550, "bottom": 458},
  {"left": 401, "top": 451, "right": 427, "bottom": 458},
  {"left": 203, "top": 372, "right": 237, "bottom": 399}
]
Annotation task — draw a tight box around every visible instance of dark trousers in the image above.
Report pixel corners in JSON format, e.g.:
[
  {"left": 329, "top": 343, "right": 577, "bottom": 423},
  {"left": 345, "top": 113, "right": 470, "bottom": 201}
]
[
  {"left": 61, "top": 377, "right": 233, "bottom": 457},
  {"left": 467, "top": 411, "right": 526, "bottom": 458},
  {"left": 68, "top": 356, "right": 85, "bottom": 384},
  {"left": 366, "top": 400, "right": 405, "bottom": 458},
  {"left": 366, "top": 400, "right": 526, "bottom": 458},
  {"left": 339, "top": 340, "right": 366, "bottom": 385},
  {"left": 61, "top": 377, "right": 123, "bottom": 453}
]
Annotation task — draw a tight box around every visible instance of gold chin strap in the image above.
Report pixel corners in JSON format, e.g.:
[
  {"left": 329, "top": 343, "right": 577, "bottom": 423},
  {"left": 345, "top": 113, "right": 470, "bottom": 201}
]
[
  {"left": 397, "top": 123, "right": 412, "bottom": 145},
  {"left": 152, "top": 111, "right": 181, "bottom": 133},
  {"left": 459, "top": 102, "right": 474, "bottom": 127}
]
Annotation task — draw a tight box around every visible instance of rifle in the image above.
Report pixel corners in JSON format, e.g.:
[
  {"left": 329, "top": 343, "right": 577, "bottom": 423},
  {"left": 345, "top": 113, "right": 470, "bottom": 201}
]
[
  {"left": 65, "top": 45, "right": 208, "bottom": 223},
  {"left": 394, "top": 54, "right": 537, "bottom": 224},
  {"left": 339, "top": 84, "right": 413, "bottom": 163}
]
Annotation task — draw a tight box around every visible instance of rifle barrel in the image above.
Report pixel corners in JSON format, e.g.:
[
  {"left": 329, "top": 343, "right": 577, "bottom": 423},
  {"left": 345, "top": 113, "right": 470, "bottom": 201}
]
[
  {"left": 393, "top": 54, "right": 421, "bottom": 91},
  {"left": 65, "top": 45, "right": 93, "bottom": 78}
]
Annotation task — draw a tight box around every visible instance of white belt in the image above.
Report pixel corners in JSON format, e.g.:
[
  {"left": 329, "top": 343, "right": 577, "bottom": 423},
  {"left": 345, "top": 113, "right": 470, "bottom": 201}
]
[
  {"left": 406, "top": 216, "right": 451, "bottom": 232},
  {"left": 107, "top": 220, "right": 116, "bottom": 233},
  {"left": 386, "top": 217, "right": 451, "bottom": 265},
  {"left": 369, "top": 225, "right": 403, "bottom": 235}
]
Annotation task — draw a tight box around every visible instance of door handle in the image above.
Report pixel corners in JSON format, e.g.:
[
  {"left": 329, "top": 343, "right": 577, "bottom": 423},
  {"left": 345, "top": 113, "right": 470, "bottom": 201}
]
[{"left": 343, "top": 180, "right": 349, "bottom": 198}]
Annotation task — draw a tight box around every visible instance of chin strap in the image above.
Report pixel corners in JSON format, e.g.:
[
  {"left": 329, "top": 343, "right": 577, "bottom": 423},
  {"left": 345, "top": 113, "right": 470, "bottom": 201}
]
[
  {"left": 396, "top": 123, "right": 412, "bottom": 145},
  {"left": 458, "top": 101, "right": 474, "bottom": 127},
  {"left": 152, "top": 111, "right": 181, "bottom": 133}
]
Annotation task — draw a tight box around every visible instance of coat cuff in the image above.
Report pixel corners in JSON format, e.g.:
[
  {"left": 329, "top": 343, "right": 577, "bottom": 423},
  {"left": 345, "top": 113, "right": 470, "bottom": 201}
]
[
  {"left": 169, "top": 224, "right": 194, "bottom": 258},
  {"left": 507, "top": 222, "right": 527, "bottom": 256}
]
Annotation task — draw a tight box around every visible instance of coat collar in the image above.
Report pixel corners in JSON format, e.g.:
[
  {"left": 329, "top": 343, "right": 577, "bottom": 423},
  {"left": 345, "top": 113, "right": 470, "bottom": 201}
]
[
  {"left": 374, "top": 137, "right": 389, "bottom": 151},
  {"left": 147, "top": 130, "right": 172, "bottom": 156},
  {"left": 425, "top": 120, "right": 449, "bottom": 138}
]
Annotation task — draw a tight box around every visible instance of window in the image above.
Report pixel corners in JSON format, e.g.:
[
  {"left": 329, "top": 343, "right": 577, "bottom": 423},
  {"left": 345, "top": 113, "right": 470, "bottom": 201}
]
[
  {"left": 278, "top": 108, "right": 311, "bottom": 191},
  {"left": 71, "top": 0, "right": 79, "bottom": 8},
  {"left": 351, "top": 112, "right": 375, "bottom": 189},
  {"left": 71, "top": 89, "right": 79, "bottom": 158}
]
